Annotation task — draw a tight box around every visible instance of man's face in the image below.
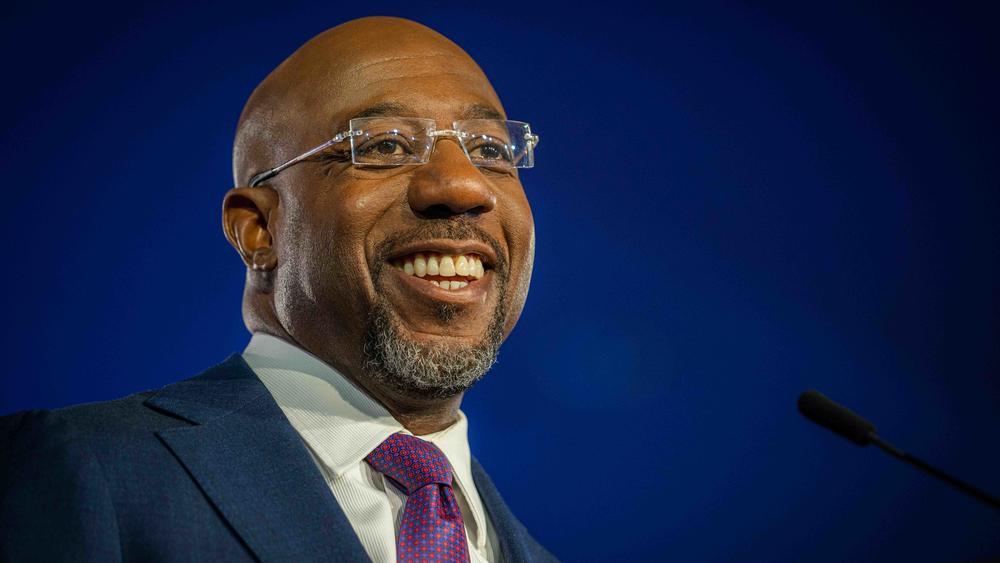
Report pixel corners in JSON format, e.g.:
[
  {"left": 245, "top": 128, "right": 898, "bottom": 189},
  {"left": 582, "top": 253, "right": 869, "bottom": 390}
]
[{"left": 265, "top": 30, "right": 534, "bottom": 398}]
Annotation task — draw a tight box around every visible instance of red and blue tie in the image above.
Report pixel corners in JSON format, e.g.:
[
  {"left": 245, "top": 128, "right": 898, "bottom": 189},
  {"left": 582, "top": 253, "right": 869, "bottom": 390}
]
[{"left": 365, "top": 432, "right": 471, "bottom": 563}]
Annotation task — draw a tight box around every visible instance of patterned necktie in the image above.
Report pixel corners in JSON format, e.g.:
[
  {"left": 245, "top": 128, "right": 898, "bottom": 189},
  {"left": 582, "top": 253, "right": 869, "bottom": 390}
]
[{"left": 365, "top": 432, "right": 471, "bottom": 563}]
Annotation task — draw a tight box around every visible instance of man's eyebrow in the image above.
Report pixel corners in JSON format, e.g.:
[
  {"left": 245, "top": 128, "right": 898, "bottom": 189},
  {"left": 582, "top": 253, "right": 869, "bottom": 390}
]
[
  {"left": 351, "top": 101, "right": 416, "bottom": 119},
  {"left": 461, "top": 103, "right": 504, "bottom": 120}
]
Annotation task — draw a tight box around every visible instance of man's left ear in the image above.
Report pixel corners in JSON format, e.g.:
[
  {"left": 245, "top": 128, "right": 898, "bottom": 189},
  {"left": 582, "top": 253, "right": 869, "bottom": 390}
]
[{"left": 222, "top": 186, "right": 279, "bottom": 272}]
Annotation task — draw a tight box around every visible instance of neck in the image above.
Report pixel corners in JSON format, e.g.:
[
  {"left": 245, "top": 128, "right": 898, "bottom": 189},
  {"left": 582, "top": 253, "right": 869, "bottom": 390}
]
[
  {"left": 341, "top": 370, "right": 466, "bottom": 435},
  {"left": 382, "top": 393, "right": 464, "bottom": 436}
]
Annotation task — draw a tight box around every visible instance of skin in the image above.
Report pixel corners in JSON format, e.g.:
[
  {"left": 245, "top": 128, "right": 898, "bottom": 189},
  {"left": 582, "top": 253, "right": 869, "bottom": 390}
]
[{"left": 222, "top": 17, "right": 535, "bottom": 435}]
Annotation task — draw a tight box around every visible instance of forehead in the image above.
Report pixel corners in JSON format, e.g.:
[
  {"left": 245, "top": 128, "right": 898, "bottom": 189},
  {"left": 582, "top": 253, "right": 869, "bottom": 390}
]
[
  {"left": 338, "top": 52, "right": 502, "bottom": 124},
  {"left": 297, "top": 41, "right": 505, "bottom": 132}
]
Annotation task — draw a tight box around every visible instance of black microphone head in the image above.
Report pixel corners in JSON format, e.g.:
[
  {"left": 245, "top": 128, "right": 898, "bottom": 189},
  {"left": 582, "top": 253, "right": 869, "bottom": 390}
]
[{"left": 798, "top": 390, "right": 876, "bottom": 446}]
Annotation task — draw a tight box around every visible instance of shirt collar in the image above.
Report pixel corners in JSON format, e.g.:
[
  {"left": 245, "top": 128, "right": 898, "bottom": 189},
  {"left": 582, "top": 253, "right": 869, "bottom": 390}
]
[{"left": 242, "top": 333, "right": 475, "bottom": 492}]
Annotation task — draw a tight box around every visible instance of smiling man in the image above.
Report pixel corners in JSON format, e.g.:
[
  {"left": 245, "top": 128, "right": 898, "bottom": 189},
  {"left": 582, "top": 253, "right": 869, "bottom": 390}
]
[{"left": 1, "top": 17, "right": 553, "bottom": 562}]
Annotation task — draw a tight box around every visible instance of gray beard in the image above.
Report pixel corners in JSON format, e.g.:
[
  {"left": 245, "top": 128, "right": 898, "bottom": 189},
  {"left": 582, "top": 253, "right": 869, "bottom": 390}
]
[{"left": 362, "top": 293, "right": 505, "bottom": 400}]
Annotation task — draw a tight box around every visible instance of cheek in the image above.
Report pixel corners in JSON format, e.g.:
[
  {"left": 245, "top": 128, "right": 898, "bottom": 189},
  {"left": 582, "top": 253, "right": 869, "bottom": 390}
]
[
  {"left": 504, "top": 225, "right": 535, "bottom": 333},
  {"left": 499, "top": 191, "right": 535, "bottom": 333},
  {"left": 353, "top": 190, "right": 378, "bottom": 213},
  {"left": 502, "top": 189, "right": 535, "bottom": 268},
  {"left": 271, "top": 184, "right": 374, "bottom": 304},
  {"left": 316, "top": 179, "right": 406, "bottom": 291}
]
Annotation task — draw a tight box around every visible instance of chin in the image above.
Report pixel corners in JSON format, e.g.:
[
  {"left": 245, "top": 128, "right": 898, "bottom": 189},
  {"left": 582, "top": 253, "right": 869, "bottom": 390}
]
[{"left": 361, "top": 292, "right": 507, "bottom": 400}]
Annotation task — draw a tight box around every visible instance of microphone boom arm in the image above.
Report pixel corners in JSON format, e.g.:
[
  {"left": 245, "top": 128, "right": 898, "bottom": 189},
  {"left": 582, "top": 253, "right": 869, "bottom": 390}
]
[{"left": 798, "top": 390, "right": 1000, "bottom": 512}]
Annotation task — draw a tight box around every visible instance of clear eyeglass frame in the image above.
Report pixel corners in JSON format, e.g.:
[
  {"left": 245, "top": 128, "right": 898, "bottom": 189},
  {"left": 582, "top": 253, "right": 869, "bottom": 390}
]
[{"left": 248, "top": 117, "right": 540, "bottom": 187}]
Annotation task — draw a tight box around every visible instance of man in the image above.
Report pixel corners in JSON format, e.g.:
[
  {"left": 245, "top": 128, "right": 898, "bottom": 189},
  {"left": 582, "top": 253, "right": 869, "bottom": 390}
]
[{"left": 0, "top": 16, "right": 555, "bottom": 562}]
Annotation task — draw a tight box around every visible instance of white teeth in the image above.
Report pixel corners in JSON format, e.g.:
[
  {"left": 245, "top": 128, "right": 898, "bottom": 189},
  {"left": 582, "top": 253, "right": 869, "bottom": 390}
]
[
  {"left": 439, "top": 255, "right": 456, "bottom": 277},
  {"left": 430, "top": 280, "right": 469, "bottom": 290},
  {"left": 393, "top": 252, "right": 487, "bottom": 287},
  {"left": 414, "top": 253, "right": 427, "bottom": 277}
]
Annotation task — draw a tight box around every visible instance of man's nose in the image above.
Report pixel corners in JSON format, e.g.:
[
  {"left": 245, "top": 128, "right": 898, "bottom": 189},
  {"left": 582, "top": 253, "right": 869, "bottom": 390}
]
[{"left": 407, "top": 139, "right": 497, "bottom": 219}]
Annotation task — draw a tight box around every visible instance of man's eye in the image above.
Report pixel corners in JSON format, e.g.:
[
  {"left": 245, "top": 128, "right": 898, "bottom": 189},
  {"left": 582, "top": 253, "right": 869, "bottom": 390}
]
[
  {"left": 355, "top": 134, "right": 414, "bottom": 164},
  {"left": 469, "top": 140, "right": 512, "bottom": 162},
  {"left": 371, "top": 140, "right": 404, "bottom": 155}
]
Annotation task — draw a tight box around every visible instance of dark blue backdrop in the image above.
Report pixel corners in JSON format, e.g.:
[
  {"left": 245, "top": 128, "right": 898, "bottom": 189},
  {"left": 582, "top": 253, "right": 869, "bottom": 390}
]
[{"left": 2, "top": 1, "right": 998, "bottom": 561}]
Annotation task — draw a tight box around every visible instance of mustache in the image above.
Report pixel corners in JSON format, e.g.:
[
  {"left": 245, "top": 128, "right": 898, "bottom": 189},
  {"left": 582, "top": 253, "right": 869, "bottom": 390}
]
[{"left": 371, "top": 218, "right": 509, "bottom": 282}]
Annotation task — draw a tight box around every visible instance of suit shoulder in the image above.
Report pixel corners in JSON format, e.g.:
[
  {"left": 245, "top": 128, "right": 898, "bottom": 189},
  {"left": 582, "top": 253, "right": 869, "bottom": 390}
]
[
  {"left": 2, "top": 390, "right": 177, "bottom": 437},
  {"left": 0, "top": 388, "right": 182, "bottom": 468},
  {"left": 56, "top": 389, "right": 169, "bottom": 431},
  {"left": 2, "top": 353, "right": 250, "bottom": 436},
  {"left": 0, "top": 355, "right": 254, "bottom": 457}
]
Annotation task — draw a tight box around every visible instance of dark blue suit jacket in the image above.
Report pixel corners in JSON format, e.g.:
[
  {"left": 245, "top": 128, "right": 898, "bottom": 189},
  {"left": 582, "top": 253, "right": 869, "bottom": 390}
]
[{"left": 0, "top": 354, "right": 556, "bottom": 562}]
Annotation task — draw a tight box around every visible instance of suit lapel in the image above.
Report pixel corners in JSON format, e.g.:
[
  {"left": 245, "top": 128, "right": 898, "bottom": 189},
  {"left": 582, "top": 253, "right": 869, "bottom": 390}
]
[
  {"left": 472, "top": 457, "right": 538, "bottom": 563},
  {"left": 145, "top": 355, "right": 369, "bottom": 563}
]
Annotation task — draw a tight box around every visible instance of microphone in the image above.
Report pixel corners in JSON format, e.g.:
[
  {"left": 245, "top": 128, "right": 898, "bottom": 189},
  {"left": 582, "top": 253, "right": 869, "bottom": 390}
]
[{"left": 797, "top": 390, "right": 1000, "bottom": 512}]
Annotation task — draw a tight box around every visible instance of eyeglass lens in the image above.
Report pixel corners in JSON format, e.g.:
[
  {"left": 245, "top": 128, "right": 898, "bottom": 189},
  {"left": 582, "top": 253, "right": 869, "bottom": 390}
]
[{"left": 347, "top": 117, "right": 534, "bottom": 169}]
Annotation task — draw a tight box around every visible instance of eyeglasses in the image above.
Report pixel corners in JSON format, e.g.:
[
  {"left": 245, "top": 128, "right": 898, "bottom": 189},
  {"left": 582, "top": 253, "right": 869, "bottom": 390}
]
[{"left": 248, "top": 117, "right": 540, "bottom": 187}]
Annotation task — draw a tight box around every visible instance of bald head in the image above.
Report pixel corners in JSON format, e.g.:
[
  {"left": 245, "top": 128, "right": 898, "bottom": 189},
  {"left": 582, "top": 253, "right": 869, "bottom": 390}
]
[{"left": 233, "top": 17, "right": 503, "bottom": 187}]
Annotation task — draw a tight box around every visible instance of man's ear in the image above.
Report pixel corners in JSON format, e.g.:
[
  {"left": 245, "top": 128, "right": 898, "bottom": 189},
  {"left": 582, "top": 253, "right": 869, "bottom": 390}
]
[{"left": 222, "top": 186, "right": 279, "bottom": 271}]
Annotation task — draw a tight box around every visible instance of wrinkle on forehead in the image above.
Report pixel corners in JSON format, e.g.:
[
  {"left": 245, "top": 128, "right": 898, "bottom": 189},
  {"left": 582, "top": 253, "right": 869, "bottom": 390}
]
[
  {"left": 360, "top": 71, "right": 490, "bottom": 88},
  {"left": 348, "top": 52, "right": 464, "bottom": 72},
  {"left": 303, "top": 49, "right": 483, "bottom": 90}
]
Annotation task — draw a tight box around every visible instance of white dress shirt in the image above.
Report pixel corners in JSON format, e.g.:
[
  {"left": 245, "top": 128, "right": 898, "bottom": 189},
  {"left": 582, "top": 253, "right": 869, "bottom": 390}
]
[{"left": 242, "top": 333, "right": 497, "bottom": 562}]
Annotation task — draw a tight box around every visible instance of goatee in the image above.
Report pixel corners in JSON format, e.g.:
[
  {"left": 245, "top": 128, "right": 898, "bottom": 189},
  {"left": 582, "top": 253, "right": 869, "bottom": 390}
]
[{"left": 362, "top": 219, "right": 508, "bottom": 400}]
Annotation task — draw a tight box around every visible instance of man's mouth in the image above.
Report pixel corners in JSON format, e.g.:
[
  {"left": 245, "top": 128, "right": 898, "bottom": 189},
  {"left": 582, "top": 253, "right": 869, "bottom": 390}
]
[{"left": 390, "top": 252, "right": 487, "bottom": 290}]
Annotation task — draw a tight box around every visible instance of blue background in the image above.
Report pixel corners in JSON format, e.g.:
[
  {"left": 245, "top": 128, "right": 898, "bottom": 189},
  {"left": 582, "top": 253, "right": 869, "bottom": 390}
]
[{"left": 2, "top": 1, "right": 998, "bottom": 560}]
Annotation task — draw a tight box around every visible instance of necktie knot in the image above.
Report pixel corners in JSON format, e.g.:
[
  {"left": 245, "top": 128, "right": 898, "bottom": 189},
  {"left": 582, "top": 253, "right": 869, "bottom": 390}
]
[{"left": 365, "top": 432, "right": 454, "bottom": 495}]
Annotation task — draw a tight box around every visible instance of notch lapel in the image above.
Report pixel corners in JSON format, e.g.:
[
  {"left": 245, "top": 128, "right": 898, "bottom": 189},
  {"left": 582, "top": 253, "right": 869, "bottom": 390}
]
[{"left": 145, "top": 355, "right": 369, "bottom": 563}]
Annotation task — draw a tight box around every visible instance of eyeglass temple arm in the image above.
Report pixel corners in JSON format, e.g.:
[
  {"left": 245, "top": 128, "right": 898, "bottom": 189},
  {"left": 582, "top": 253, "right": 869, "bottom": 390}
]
[{"left": 248, "top": 132, "right": 353, "bottom": 187}]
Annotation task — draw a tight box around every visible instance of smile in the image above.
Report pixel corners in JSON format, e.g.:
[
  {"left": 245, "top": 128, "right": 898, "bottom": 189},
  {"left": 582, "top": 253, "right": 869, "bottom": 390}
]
[{"left": 391, "top": 252, "right": 486, "bottom": 290}]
